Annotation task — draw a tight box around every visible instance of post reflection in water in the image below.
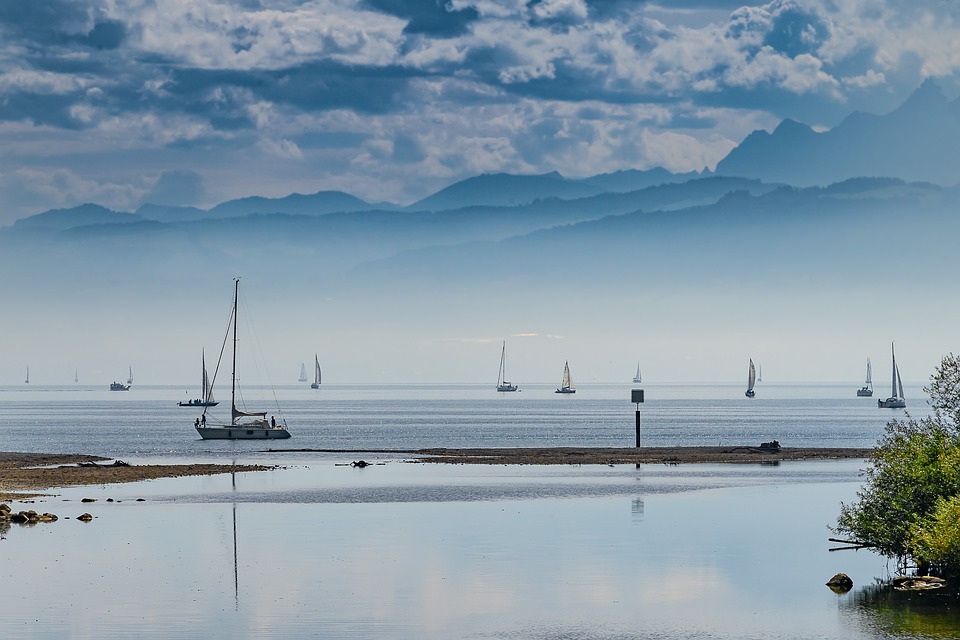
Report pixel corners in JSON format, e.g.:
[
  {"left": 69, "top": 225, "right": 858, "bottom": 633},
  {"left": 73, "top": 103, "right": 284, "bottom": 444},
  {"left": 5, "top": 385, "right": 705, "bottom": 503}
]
[{"left": 2, "top": 460, "right": 960, "bottom": 639}]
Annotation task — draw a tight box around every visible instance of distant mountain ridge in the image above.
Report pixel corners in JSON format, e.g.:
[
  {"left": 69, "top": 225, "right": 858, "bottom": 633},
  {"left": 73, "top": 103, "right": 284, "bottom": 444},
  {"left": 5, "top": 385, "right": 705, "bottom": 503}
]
[{"left": 716, "top": 79, "right": 960, "bottom": 186}]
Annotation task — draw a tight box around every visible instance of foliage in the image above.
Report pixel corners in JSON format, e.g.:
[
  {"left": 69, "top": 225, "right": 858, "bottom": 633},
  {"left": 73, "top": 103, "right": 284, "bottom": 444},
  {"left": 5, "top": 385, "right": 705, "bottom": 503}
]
[
  {"left": 911, "top": 496, "right": 960, "bottom": 575},
  {"left": 836, "top": 417, "right": 960, "bottom": 559},
  {"left": 835, "top": 354, "right": 960, "bottom": 572}
]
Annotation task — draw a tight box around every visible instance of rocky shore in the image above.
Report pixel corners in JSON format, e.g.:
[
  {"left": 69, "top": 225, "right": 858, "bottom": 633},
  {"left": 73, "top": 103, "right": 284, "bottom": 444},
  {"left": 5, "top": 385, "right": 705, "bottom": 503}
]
[
  {"left": 0, "top": 452, "right": 273, "bottom": 501},
  {"left": 270, "top": 446, "right": 874, "bottom": 465}
]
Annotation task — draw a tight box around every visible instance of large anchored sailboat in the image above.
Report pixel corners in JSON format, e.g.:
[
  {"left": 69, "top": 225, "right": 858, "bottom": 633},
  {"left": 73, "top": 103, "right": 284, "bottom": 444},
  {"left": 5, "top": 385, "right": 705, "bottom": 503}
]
[
  {"left": 496, "top": 341, "right": 518, "bottom": 392},
  {"left": 857, "top": 358, "right": 873, "bottom": 397},
  {"left": 195, "top": 279, "right": 291, "bottom": 439}
]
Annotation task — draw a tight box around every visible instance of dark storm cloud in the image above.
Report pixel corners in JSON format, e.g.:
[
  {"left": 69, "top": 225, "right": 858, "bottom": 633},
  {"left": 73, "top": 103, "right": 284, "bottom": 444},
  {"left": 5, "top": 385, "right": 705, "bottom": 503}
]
[{"left": 361, "top": 0, "right": 479, "bottom": 35}]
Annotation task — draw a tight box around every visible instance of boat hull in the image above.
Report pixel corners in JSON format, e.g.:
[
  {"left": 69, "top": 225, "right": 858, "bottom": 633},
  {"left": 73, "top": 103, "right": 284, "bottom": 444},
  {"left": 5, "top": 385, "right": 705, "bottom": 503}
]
[
  {"left": 555, "top": 388, "right": 576, "bottom": 394},
  {"left": 856, "top": 388, "right": 873, "bottom": 397},
  {"left": 878, "top": 397, "right": 906, "bottom": 409},
  {"left": 310, "top": 383, "right": 320, "bottom": 389},
  {"left": 196, "top": 426, "right": 291, "bottom": 439},
  {"left": 497, "top": 384, "right": 518, "bottom": 392},
  {"left": 745, "top": 390, "right": 755, "bottom": 398},
  {"left": 179, "top": 401, "right": 220, "bottom": 407}
]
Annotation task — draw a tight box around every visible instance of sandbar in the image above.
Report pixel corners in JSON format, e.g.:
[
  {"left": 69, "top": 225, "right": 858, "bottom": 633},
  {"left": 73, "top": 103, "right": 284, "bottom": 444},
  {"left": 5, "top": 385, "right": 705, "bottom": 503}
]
[{"left": 0, "top": 452, "right": 272, "bottom": 501}]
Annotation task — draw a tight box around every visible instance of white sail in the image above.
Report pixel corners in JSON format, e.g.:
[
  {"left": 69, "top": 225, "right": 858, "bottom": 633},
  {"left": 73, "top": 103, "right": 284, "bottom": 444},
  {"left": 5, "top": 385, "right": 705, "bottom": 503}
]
[
  {"left": 890, "top": 343, "right": 897, "bottom": 398},
  {"left": 747, "top": 359, "right": 756, "bottom": 393},
  {"left": 633, "top": 363, "right": 641, "bottom": 383},
  {"left": 203, "top": 351, "right": 215, "bottom": 403},
  {"left": 311, "top": 354, "right": 321, "bottom": 388},
  {"left": 562, "top": 361, "right": 573, "bottom": 389},
  {"left": 896, "top": 364, "right": 904, "bottom": 399},
  {"left": 496, "top": 341, "right": 518, "bottom": 391},
  {"left": 865, "top": 358, "right": 872, "bottom": 385},
  {"left": 127, "top": 366, "right": 133, "bottom": 385},
  {"left": 298, "top": 362, "right": 308, "bottom": 382}
]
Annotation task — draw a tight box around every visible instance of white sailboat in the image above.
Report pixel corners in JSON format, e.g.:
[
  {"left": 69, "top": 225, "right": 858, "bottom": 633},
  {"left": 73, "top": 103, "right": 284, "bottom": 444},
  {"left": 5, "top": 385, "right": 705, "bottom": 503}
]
[
  {"left": 298, "top": 363, "right": 308, "bottom": 383},
  {"left": 496, "top": 341, "right": 519, "bottom": 392},
  {"left": 195, "top": 278, "right": 291, "bottom": 440},
  {"left": 74, "top": 369, "right": 78, "bottom": 384},
  {"left": 633, "top": 363, "right": 642, "bottom": 384},
  {"left": 310, "top": 354, "right": 321, "bottom": 389},
  {"left": 179, "top": 350, "right": 219, "bottom": 407},
  {"left": 857, "top": 358, "right": 873, "bottom": 397},
  {"left": 555, "top": 361, "right": 575, "bottom": 394},
  {"left": 24, "top": 366, "right": 29, "bottom": 384},
  {"left": 127, "top": 366, "right": 133, "bottom": 385},
  {"left": 745, "top": 359, "right": 756, "bottom": 398},
  {"left": 878, "top": 343, "right": 906, "bottom": 408}
]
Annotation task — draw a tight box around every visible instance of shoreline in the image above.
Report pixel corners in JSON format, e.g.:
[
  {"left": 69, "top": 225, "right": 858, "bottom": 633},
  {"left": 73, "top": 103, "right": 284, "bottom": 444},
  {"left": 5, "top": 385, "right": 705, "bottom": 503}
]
[
  {"left": 0, "top": 446, "right": 873, "bottom": 500},
  {"left": 0, "top": 452, "right": 273, "bottom": 501},
  {"left": 269, "top": 446, "right": 874, "bottom": 465}
]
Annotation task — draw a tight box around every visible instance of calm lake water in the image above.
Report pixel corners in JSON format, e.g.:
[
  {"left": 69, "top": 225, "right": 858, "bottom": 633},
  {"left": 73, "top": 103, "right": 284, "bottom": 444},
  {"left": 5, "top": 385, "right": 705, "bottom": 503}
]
[{"left": 2, "top": 384, "right": 956, "bottom": 639}]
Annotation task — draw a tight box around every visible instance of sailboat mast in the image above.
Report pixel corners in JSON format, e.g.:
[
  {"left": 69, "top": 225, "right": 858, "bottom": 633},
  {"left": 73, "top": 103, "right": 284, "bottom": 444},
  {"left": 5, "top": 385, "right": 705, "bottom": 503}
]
[
  {"left": 231, "top": 278, "right": 239, "bottom": 425},
  {"left": 891, "top": 342, "right": 897, "bottom": 397}
]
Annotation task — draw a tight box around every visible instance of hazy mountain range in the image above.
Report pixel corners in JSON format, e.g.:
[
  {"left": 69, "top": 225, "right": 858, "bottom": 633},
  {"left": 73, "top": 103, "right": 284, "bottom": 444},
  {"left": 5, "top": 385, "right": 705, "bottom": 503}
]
[{"left": 5, "top": 82, "right": 960, "bottom": 385}]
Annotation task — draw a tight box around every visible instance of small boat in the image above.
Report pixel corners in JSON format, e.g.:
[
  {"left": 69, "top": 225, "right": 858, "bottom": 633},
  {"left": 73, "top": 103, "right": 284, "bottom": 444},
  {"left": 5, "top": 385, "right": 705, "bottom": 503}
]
[
  {"left": 633, "top": 363, "right": 642, "bottom": 384},
  {"left": 178, "top": 350, "right": 219, "bottom": 407},
  {"left": 878, "top": 343, "right": 906, "bottom": 408},
  {"left": 298, "top": 363, "right": 308, "bottom": 382},
  {"left": 745, "top": 359, "right": 756, "bottom": 398},
  {"left": 24, "top": 366, "right": 29, "bottom": 384},
  {"left": 127, "top": 366, "right": 133, "bottom": 386},
  {"left": 310, "top": 354, "right": 321, "bottom": 389},
  {"left": 496, "top": 341, "right": 519, "bottom": 392},
  {"left": 555, "top": 361, "right": 576, "bottom": 394},
  {"left": 74, "top": 369, "right": 78, "bottom": 384},
  {"left": 195, "top": 278, "right": 291, "bottom": 439},
  {"left": 857, "top": 358, "right": 873, "bottom": 397},
  {"left": 110, "top": 381, "right": 130, "bottom": 391}
]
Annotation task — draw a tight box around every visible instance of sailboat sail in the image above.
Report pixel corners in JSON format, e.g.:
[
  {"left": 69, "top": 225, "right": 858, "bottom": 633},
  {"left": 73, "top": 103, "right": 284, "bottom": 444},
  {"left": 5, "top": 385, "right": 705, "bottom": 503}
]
[
  {"left": 203, "top": 352, "right": 215, "bottom": 403},
  {"left": 878, "top": 342, "right": 906, "bottom": 408},
  {"left": 745, "top": 359, "right": 756, "bottom": 397},
  {"left": 127, "top": 366, "right": 133, "bottom": 385},
  {"left": 496, "top": 341, "right": 518, "bottom": 392},
  {"left": 556, "top": 361, "right": 575, "bottom": 393},
  {"left": 633, "top": 363, "right": 641, "bottom": 384},
  {"left": 298, "top": 363, "right": 308, "bottom": 382},
  {"left": 866, "top": 359, "right": 873, "bottom": 385},
  {"left": 311, "top": 354, "right": 321, "bottom": 388}
]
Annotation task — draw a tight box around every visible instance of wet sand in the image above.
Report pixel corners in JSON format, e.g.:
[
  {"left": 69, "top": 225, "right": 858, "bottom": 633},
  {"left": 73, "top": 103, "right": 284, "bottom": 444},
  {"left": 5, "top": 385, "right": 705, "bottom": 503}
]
[
  {"left": 0, "top": 447, "right": 872, "bottom": 500},
  {"left": 0, "top": 452, "right": 273, "bottom": 501},
  {"left": 271, "top": 446, "right": 874, "bottom": 465}
]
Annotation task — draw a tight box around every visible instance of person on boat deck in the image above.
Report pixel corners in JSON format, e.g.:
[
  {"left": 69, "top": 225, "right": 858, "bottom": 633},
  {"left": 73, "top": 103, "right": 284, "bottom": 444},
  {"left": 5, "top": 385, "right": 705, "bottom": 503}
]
[
  {"left": 271, "top": 416, "right": 276, "bottom": 428},
  {"left": 201, "top": 414, "right": 206, "bottom": 426},
  {"left": 194, "top": 418, "right": 199, "bottom": 428}
]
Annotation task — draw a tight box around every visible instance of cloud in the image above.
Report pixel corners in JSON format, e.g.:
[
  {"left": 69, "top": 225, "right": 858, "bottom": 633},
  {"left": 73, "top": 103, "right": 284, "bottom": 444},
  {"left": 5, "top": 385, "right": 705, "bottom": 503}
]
[
  {"left": 142, "top": 170, "right": 206, "bottom": 207},
  {"left": 0, "top": 0, "right": 958, "bottom": 222}
]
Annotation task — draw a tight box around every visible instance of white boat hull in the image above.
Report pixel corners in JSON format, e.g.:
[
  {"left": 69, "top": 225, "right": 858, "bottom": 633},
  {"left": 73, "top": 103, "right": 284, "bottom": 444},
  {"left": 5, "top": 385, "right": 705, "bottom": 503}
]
[
  {"left": 878, "top": 397, "right": 905, "bottom": 409},
  {"left": 196, "top": 425, "right": 291, "bottom": 439}
]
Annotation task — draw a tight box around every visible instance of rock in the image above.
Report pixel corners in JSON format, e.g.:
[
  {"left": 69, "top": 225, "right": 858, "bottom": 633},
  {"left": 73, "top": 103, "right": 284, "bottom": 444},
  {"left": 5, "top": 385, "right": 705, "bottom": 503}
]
[
  {"left": 77, "top": 513, "right": 93, "bottom": 522},
  {"left": 826, "top": 573, "right": 853, "bottom": 594},
  {"left": 81, "top": 498, "right": 96, "bottom": 503},
  {"left": 893, "top": 576, "right": 946, "bottom": 591}
]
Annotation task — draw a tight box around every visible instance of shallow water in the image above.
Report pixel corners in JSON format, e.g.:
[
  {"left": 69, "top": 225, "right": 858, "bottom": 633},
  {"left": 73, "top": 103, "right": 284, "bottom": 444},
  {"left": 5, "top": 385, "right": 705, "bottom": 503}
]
[
  {"left": 3, "top": 460, "right": 954, "bottom": 639},
  {"left": 2, "top": 384, "right": 953, "bottom": 639}
]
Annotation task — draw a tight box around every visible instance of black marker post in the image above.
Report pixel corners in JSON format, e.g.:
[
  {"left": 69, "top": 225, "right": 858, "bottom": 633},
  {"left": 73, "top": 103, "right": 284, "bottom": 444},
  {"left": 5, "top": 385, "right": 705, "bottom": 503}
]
[{"left": 631, "top": 388, "right": 644, "bottom": 448}]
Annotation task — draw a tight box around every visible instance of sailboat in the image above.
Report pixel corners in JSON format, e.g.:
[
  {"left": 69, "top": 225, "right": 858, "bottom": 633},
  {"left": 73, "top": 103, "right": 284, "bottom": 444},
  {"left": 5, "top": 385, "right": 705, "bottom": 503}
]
[
  {"left": 127, "top": 366, "right": 133, "bottom": 385},
  {"left": 195, "top": 278, "right": 291, "bottom": 439},
  {"left": 24, "top": 366, "right": 29, "bottom": 384},
  {"left": 857, "top": 358, "right": 873, "bottom": 397},
  {"left": 74, "top": 369, "right": 78, "bottom": 384},
  {"left": 179, "top": 350, "right": 219, "bottom": 407},
  {"left": 496, "top": 341, "right": 519, "bottom": 392},
  {"left": 633, "top": 363, "right": 642, "bottom": 384},
  {"left": 298, "top": 363, "right": 308, "bottom": 382},
  {"left": 555, "top": 361, "right": 576, "bottom": 394},
  {"left": 745, "top": 359, "right": 756, "bottom": 398},
  {"left": 310, "top": 354, "right": 321, "bottom": 389},
  {"left": 878, "top": 343, "right": 906, "bottom": 408},
  {"left": 757, "top": 363, "right": 762, "bottom": 383}
]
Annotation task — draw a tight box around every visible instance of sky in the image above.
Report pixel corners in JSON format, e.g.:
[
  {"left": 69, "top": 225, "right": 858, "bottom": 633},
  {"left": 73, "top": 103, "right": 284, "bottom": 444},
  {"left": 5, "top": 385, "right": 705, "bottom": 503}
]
[{"left": 2, "top": 0, "right": 960, "bottom": 224}]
